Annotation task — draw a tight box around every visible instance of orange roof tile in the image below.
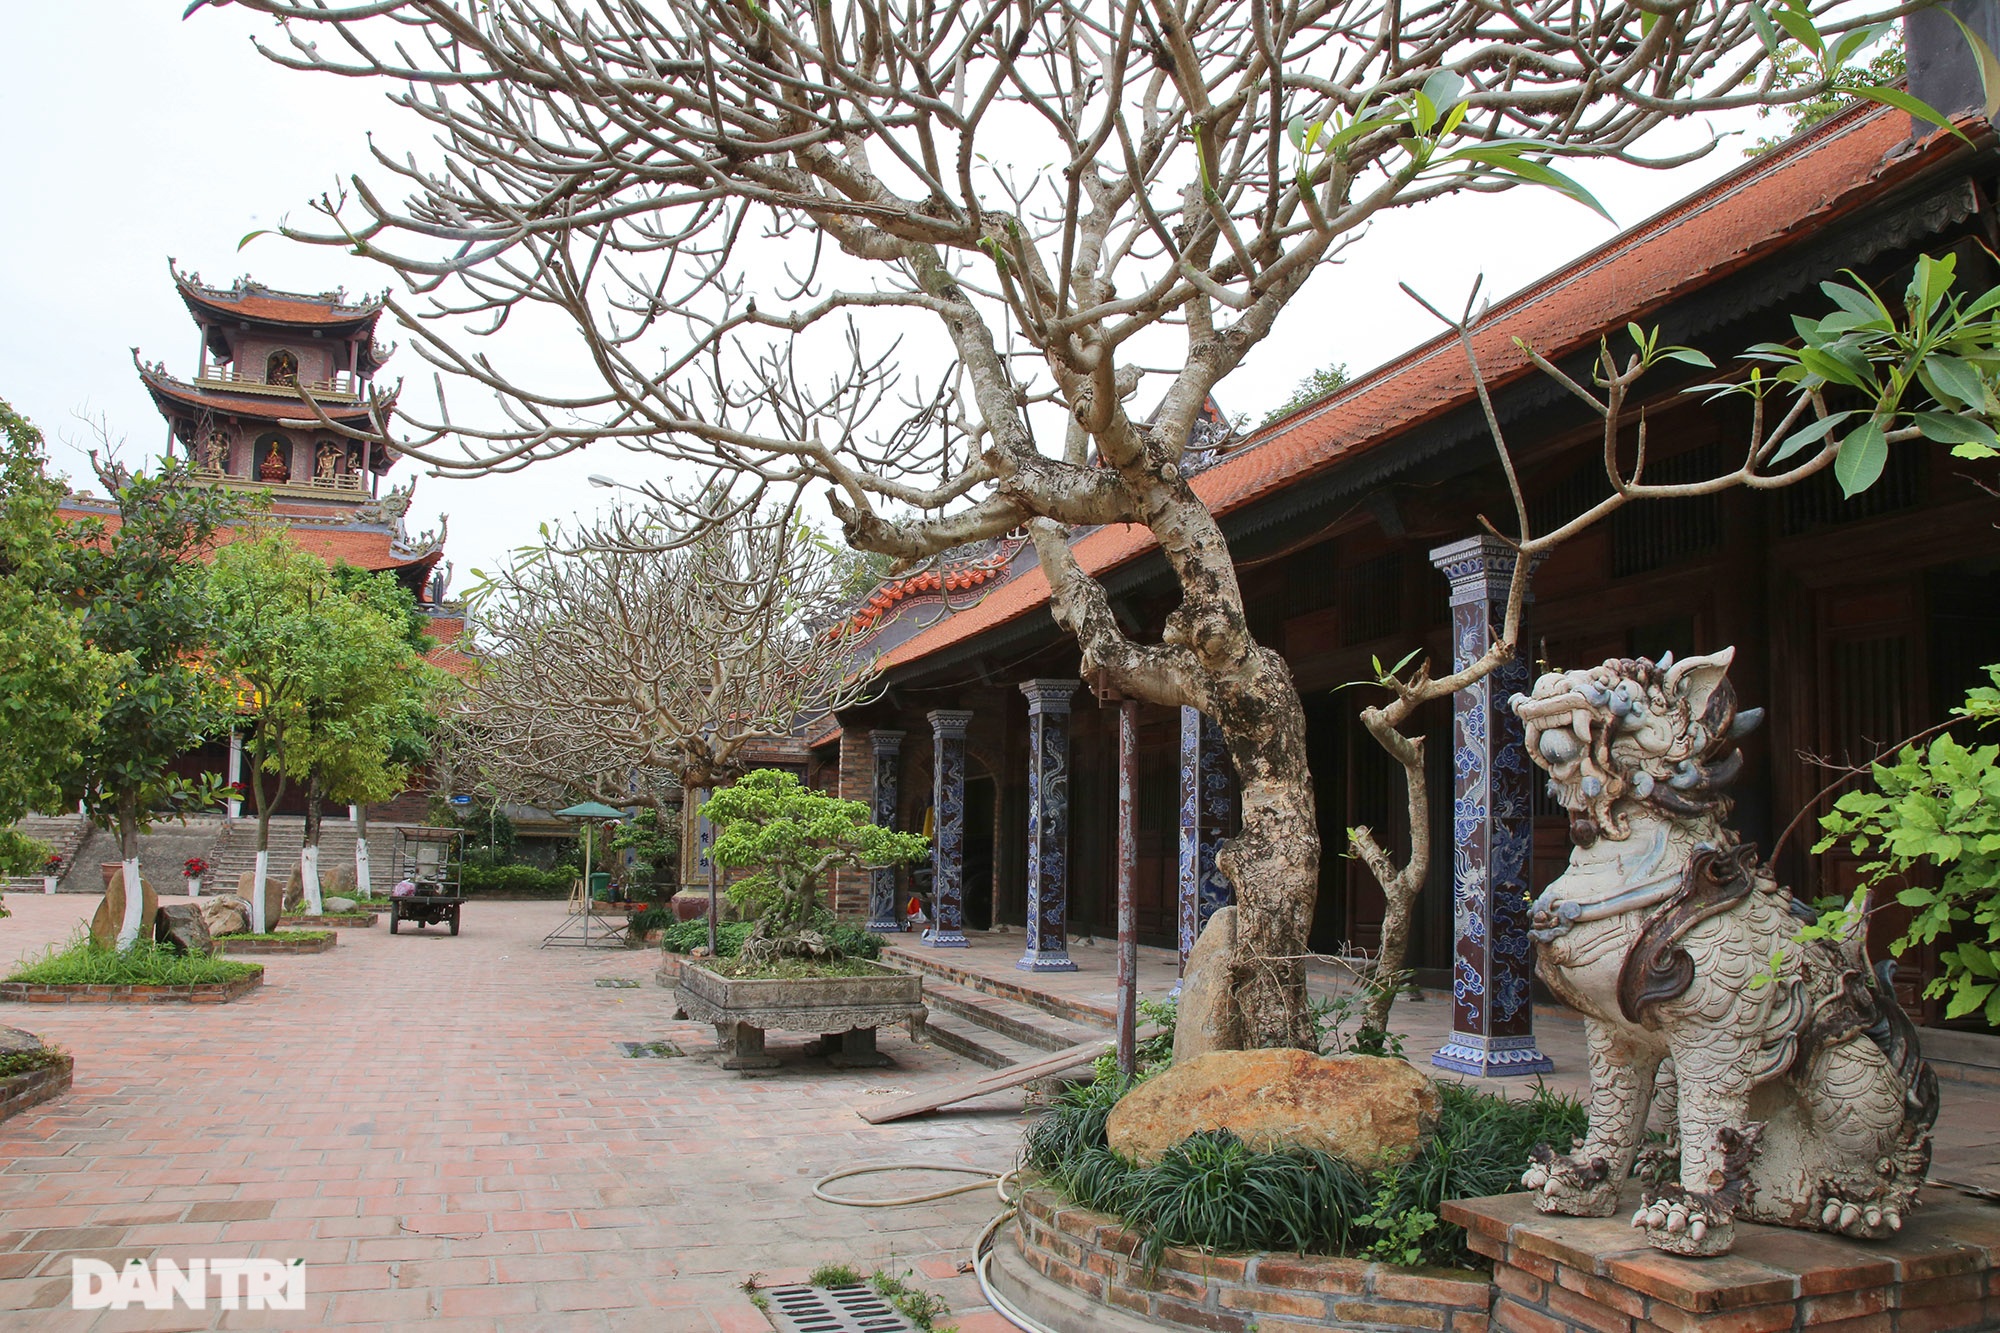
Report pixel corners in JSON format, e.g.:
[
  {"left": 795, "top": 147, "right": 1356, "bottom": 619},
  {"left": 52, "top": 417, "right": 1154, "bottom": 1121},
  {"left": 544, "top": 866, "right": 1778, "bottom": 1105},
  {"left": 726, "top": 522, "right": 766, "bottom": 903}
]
[
  {"left": 56, "top": 502, "right": 442, "bottom": 575},
  {"left": 138, "top": 364, "right": 386, "bottom": 426},
  {"left": 174, "top": 269, "right": 384, "bottom": 330},
  {"left": 880, "top": 105, "right": 1974, "bottom": 673}
]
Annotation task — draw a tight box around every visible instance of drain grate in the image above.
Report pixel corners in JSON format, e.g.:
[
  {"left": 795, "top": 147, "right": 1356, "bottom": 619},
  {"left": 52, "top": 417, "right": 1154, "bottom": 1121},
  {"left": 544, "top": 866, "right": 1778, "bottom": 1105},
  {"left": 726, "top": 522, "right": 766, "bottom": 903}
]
[
  {"left": 764, "top": 1283, "right": 914, "bottom": 1332},
  {"left": 615, "top": 1040, "right": 685, "bottom": 1058}
]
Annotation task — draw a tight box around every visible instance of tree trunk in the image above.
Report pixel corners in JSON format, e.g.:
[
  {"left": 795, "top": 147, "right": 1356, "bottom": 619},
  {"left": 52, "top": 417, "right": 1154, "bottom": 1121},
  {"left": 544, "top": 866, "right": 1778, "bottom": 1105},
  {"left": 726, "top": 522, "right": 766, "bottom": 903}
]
[
  {"left": 301, "top": 770, "right": 324, "bottom": 916},
  {"left": 353, "top": 803, "right": 372, "bottom": 899},
  {"left": 116, "top": 790, "right": 145, "bottom": 952},
  {"left": 1210, "top": 649, "right": 1320, "bottom": 1051}
]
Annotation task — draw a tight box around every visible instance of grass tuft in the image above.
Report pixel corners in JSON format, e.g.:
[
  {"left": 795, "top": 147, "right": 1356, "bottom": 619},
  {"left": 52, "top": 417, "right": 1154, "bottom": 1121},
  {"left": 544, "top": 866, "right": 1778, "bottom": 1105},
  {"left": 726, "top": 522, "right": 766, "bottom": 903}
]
[
  {"left": 215, "top": 931, "right": 333, "bottom": 944},
  {"left": 7, "top": 935, "right": 263, "bottom": 987},
  {"left": 0, "top": 1046, "right": 66, "bottom": 1079},
  {"left": 867, "top": 1269, "right": 954, "bottom": 1332},
  {"left": 807, "top": 1261, "right": 862, "bottom": 1287}
]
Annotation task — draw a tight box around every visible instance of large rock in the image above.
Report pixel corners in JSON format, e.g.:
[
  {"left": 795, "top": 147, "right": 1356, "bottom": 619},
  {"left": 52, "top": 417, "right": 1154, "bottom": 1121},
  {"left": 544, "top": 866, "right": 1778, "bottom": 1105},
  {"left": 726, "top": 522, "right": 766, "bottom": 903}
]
[
  {"left": 280, "top": 866, "right": 306, "bottom": 911},
  {"left": 154, "top": 902, "right": 214, "bottom": 955},
  {"left": 1173, "top": 905, "right": 1242, "bottom": 1063},
  {"left": 199, "top": 895, "right": 252, "bottom": 938},
  {"left": 233, "top": 871, "right": 283, "bottom": 932},
  {"left": 323, "top": 896, "right": 358, "bottom": 914},
  {"left": 322, "top": 866, "right": 356, "bottom": 899},
  {"left": 89, "top": 870, "right": 159, "bottom": 951},
  {"left": 1106, "top": 1049, "right": 1439, "bottom": 1170}
]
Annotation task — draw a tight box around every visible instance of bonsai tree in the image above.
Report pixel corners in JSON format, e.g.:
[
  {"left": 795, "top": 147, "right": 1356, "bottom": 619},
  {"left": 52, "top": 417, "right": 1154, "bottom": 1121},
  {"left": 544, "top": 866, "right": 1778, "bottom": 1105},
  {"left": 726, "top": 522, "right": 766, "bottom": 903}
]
[{"left": 704, "top": 769, "right": 928, "bottom": 967}]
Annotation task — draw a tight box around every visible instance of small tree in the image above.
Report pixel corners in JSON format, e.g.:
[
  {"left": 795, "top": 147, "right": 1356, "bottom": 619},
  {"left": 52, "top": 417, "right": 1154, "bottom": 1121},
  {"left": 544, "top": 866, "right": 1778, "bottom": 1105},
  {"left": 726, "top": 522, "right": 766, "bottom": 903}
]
[
  {"left": 0, "top": 399, "right": 114, "bottom": 829},
  {"left": 62, "top": 454, "right": 240, "bottom": 948},
  {"left": 705, "top": 769, "right": 929, "bottom": 965},
  {"left": 208, "top": 535, "right": 435, "bottom": 921}
]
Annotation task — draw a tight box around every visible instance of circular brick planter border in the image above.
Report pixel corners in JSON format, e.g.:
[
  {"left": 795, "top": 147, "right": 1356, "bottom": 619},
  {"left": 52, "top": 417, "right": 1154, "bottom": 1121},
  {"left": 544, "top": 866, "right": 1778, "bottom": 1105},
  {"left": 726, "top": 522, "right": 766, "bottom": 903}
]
[
  {"left": 218, "top": 934, "right": 335, "bottom": 955},
  {"left": 280, "top": 913, "right": 377, "bottom": 928},
  {"left": 0, "top": 1050, "right": 73, "bottom": 1124},
  {"left": 0, "top": 971, "right": 264, "bottom": 1004},
  {"left": 1012, "top": 1185, "right": 1491, "bottom": 1333}
]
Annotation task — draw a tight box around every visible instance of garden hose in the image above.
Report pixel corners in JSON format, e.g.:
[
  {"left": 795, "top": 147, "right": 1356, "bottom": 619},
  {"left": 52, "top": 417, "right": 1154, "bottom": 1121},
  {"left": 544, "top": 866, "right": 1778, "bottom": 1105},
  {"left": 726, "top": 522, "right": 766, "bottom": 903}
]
[{"left": 811, "top": 1163, "right": 1050, "bottom": 1333}]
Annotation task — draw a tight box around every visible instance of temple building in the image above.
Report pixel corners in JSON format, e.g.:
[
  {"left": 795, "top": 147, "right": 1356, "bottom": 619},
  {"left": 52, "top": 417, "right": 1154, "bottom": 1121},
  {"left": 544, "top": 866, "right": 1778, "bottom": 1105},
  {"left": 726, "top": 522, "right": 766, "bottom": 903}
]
[{"left": 821, "top": 97, "right": 2000, "bottom": 1068}]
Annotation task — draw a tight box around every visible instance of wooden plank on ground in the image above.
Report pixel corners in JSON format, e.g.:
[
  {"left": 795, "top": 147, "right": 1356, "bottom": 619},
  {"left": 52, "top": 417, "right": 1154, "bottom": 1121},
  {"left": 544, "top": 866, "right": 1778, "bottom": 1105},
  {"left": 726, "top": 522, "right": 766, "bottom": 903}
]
[{"left": 860, "top": 1023, "right": 1161, "bottom": 1124}]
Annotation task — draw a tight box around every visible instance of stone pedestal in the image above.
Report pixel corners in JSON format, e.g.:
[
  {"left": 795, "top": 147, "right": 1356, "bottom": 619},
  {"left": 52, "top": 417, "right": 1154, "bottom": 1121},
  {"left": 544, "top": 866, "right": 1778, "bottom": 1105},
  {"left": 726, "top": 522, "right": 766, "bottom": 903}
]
[
  {"left": 1018, "top": 680, "right": 1078, "bottom": 972},
  {"left": 1428, "top": 536, "right": 1551, "bottom": 1077},
  {"left": 1446, "top": 1188, "right": 2000, "bottom": 1333},
  {"left": 925, "top": 710, "right": 973, "bottom": 948},
  {"left": 866, "top": 730, "right": 905, "bottom": 933}
]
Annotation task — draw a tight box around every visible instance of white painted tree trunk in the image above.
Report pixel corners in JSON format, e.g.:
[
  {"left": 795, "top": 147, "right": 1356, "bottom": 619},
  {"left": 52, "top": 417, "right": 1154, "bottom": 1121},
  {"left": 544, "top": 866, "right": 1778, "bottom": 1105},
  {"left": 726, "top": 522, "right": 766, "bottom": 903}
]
[
  {"left": 251, "top": 849, "right": 270, "bottom": 935},
  {"left": 117, "top": 858, "right": 145, "bottom": 951},
  {"left": 354, "top": 838, "right": 372, "bottom": 900},
  {"left": 301, "top": 844, "right": 323, "bottom": 916}
]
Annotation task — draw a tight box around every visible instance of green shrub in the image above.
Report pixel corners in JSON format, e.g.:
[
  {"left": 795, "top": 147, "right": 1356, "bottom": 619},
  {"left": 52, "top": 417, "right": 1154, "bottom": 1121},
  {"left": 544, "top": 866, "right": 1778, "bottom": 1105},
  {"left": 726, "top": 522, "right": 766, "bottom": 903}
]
[
  {"left": 0, "top": 829, "right": 55, "bottom": 878},
  {"left": 7, "top": 936, "right": 263, "bottom": 987},
  {"left": 1024, "top": 1071, "right": 1585, "bottom": 1270},
  {"left": 459, "top": 863, "right": 574, "bottom": 896},
  {"left": 657, "top": 916, "right": 885, "bottom": 960}
]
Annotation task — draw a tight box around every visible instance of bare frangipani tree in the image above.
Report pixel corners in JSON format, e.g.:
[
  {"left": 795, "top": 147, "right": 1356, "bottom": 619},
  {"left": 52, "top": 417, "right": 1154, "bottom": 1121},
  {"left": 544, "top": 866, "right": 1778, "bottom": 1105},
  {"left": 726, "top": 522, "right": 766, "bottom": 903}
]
[
  {"left": 209, "top": 0, "right": 1927, "bottom": 1047},
  {"left": 463, "top": 497, "right": 879, "bottom": 812}
]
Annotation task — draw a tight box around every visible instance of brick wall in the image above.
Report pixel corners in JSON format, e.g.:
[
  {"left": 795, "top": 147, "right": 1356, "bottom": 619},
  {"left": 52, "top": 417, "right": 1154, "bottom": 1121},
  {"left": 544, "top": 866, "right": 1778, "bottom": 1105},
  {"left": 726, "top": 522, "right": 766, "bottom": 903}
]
[
  {"left": 1445, "top": 1190, "right": 2000, "bottom": 1333},
  {"left": 0, "top": 1051, "right": 72, "bottom": 1124},
  {"left": 1017, "top": 1186, "right": 1492, "bottom": 1332}
]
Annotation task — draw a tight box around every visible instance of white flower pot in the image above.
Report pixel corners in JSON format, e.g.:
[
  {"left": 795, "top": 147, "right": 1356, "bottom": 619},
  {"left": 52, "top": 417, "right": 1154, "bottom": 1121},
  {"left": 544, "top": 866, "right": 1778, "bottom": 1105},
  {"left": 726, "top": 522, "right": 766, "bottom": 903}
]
[
  {"left": 42, "top": 876, "right": 56, "bottom": 895},
  {"left": 187, "top": 876, "right": 203, "bottom": 898}
]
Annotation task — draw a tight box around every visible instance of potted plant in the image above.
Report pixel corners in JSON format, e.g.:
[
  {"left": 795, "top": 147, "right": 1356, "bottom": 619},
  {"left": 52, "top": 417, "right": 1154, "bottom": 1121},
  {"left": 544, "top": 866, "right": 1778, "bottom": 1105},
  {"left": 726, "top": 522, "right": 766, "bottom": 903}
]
[
  {"left": 183, "top": 856, "right": 208, "bottom": 898},
  {"left": 676, "top": 769, "right": 930, "bottom": 1070},
  {"left": 42, "top": 855, "right": 61, "bottom": 895}
]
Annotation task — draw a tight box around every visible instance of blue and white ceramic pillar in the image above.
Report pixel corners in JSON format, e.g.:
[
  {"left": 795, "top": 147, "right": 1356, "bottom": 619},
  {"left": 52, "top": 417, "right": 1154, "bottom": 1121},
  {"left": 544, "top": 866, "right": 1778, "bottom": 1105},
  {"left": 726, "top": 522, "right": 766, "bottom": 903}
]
[
  {"left": 1017, "top": 679, "right": 1079, "bottom": 972},
  {"left": 1176, "top": 706, "right": 1237, "bottom": 971},
  {"left": 1428, "top": 536, "right": 1552, "bottom": 1077},
  {"left": 925, "top": 710, "right": 973, "bottom": 948},
  {"left": 866, "top": 729, "right": 905, "bottom": 933}
]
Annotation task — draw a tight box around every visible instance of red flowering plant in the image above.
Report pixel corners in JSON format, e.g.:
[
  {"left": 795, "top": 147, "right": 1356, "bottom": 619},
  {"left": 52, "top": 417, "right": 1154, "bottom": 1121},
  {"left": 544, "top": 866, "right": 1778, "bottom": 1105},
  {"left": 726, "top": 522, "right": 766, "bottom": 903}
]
[
  {"left": 183, "top": 856, "right": 209, "bottom": 879},
  {"left": 43, "top": 855, "right": 62, "bottom": 876}
]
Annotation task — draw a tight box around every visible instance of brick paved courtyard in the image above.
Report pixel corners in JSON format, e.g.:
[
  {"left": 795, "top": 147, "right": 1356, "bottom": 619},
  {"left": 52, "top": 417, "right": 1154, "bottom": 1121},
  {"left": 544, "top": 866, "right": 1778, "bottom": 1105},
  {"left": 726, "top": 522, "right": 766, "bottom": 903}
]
[{"left": 0, "top": 893, "right": 1024, "bottom": 1331}]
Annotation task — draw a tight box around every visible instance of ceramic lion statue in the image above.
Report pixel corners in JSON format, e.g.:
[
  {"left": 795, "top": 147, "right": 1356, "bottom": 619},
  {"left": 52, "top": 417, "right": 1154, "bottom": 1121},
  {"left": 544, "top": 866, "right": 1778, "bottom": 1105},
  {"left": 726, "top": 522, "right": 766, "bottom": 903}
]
[{"left": 1510, "top": 648, "right": 1937, "bottom": 1256}]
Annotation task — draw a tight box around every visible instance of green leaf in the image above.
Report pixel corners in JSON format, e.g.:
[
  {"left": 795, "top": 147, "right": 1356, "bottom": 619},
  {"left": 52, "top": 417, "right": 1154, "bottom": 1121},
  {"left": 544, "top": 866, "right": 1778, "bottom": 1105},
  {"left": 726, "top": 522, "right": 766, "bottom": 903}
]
[
  {"left": 1453, "top": 150, "right": 1612, "bottom": 222},
  {"left": 1770, "top": 409, "right": 1852, "bottom": 463},
  {"left": 1656, "top": 348, "right": 1715, "bottom": 368},
  {"left": 1946, "top": 8, "right": 2000, "bottom": 121},
  {"left": 1925, "top": 354, "right": 1988, "bottom": 410},
  {"left": 1829, "top": 22, "right": 1892, "bottom": 71},
  {"left": 1745, "top": 2, "right": 1783, "bottom": 57},
  {"left": 1852, "top": 84, "right": 1975, "bottom": 145},
  {"left": 1769, "top": 0, "right": 1822, "bottom": 55},
  {"left": 1834, "top": 419, "right": 1889, "bottom": 498},
  {"left": 1912, "top": 411, "right": 1999, "bottom": 449},
  {"left": 1819, "top": 279, "right": 1884, "bottom": 320},
  {"left": 238, "top": 229, "right": 274, "bottom": 251}
]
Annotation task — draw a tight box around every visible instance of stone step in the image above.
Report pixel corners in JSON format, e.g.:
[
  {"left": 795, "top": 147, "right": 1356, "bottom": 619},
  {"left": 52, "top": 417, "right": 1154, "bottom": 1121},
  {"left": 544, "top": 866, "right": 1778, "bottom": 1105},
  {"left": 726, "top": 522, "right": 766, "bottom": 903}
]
[
  {"left": 915, "top": 1005, "right": 1047, "bottom": 1071},
  {"left": 917, "top": 976, "right": 1108, "bottom": 1054},
  {"left": 879, "top": 943, "right": 1116, "bottom": 1028}
]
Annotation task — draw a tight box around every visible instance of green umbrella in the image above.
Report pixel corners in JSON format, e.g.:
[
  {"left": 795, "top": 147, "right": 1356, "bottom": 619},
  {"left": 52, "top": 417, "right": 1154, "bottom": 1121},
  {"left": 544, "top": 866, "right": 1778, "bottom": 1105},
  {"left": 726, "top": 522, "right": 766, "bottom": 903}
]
[
  {"left": 556, "top": 802, "right": 627, "bottom": 910},
  {"left": 555, "top": 801, "right": 627, "bottom": 819}
]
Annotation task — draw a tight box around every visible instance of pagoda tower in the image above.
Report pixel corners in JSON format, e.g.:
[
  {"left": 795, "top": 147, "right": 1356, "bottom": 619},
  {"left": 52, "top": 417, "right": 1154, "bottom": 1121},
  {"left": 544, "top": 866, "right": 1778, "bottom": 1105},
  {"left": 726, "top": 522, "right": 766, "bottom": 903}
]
[{"left": 137, "top": 262, "right": 397, "bottom": 502}]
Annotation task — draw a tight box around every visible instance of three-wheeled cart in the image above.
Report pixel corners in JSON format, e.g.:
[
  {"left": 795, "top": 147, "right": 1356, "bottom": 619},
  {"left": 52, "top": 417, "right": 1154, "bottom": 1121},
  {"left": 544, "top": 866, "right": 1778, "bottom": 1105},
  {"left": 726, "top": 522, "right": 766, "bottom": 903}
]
[{"left": 389, "top": 826, "right": 466, "bottom": 935}]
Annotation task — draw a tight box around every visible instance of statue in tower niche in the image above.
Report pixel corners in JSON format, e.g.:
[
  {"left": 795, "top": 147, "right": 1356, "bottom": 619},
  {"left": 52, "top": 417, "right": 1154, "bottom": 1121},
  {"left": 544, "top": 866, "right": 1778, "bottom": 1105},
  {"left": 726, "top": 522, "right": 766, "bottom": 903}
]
[
  {"left": 260, "top": 439, "right": 289, "bottom": 482},
  {"left": 1512, "top": 649, "right": 1935, "bottom": 1257},
  {"left": 316, "top": 441, "right": 343, "bottom": 481}
]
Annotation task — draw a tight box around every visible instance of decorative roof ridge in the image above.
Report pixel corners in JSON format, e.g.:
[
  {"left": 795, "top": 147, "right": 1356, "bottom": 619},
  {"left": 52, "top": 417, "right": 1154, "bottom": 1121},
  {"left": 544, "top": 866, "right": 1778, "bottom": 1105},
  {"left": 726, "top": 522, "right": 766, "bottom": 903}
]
[{"left": 168, "top": 258, "right": 386, "bottom": 318}]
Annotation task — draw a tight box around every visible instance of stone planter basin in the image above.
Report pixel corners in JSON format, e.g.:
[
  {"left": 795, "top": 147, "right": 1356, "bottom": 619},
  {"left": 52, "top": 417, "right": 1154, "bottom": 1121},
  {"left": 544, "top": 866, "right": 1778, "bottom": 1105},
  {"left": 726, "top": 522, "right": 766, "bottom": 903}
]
[{"left": 676, "top": 961, "right": 925, "bottom": 1072}]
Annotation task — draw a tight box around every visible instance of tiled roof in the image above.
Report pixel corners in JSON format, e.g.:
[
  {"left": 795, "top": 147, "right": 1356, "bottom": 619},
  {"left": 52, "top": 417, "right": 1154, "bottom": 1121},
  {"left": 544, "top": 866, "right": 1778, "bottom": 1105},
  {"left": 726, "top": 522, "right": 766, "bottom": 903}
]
[
  {"left": 173, "top": 265, "right": 385, "bottom": 330},
  {"left": 55, "top": 501, "right": 443, "bottom": 575},
  {"left": 878, "top": 104, "right": 1974, "bottom": 674},
  {"left": 137, "top": 361, "right": 385, "bottom": 426}
]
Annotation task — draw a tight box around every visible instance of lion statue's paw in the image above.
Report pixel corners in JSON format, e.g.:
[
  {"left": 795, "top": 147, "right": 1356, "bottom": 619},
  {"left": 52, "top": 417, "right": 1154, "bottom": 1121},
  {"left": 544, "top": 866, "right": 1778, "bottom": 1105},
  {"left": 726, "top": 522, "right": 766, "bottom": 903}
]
[
  {"left": 1817, "top": 1190, "right": 1903, "bottom": 1239},
  {"left": 1631, "top": 1185, "right": 1734, "bottom": 1256},
  {"left": 1523, "top": 1142, "right": 1620, "bottom": 1217}
]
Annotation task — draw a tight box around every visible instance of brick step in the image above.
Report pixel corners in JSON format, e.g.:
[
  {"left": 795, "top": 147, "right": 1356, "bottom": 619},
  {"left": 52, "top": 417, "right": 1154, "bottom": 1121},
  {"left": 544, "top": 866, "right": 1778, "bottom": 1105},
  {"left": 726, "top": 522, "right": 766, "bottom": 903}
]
[
  {"left": 7, "top": 813, "right": 91, "bottom": 871},
  {"left": 915, "top": 1006, "right": 1047, "bottom": 1071},
  {"left": 916, "top": 976, "right": 1107, "bottom": 1055},
  {"left": 879, "top": 943, "right": 1116, "bottom": 1028}
]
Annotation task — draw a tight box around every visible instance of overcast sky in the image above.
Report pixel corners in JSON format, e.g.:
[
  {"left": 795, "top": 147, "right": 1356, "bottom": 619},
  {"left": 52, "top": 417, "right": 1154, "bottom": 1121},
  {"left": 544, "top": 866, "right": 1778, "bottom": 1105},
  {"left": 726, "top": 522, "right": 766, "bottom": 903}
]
[{"left": 4, "top": 3, "right": 1775, "bottom": 590}]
